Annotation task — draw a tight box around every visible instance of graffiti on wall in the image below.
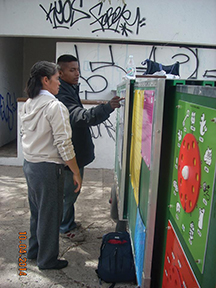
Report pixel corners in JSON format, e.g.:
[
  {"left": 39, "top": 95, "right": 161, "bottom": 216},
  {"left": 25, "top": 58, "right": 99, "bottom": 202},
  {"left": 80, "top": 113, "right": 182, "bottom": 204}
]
[
  {"left": 39, "top": 0, "right": 146, "bottom": 35},
  {"left": 90, "top": 119, "right": 115, "bottom": 141},
  {"left": 62, "top": 44, "right": 215, "bottom": 100},
  {"left": 0, "top": 92, "right": 17, "bottom": 131}
]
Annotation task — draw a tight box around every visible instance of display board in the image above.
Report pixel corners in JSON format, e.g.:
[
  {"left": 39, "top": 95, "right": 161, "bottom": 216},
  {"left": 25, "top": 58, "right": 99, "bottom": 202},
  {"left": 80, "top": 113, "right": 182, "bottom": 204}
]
[
  {"left": 169, "top": 100, "right": 216, "bottom": 274},
  {"left": 160, "top": 83, "right": 216, "bottom": 288},
  {"left": 128, "top": 86, "right": 156, "bottom": 287},
  {"left": 162, "top": 220, "right": 200, "bottom": 288},
  {"left": 125, "top": 78, "right": 166, "bottom": 288},
  {"left": 114, "top": 78, "right": 215, "bottom": 287}
]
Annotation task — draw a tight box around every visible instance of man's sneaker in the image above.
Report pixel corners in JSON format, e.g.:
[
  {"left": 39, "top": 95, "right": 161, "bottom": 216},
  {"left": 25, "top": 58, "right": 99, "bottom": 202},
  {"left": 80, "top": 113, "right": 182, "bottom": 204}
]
[{"left": 60, "top": 229, "right": 86, "bottom": 242}]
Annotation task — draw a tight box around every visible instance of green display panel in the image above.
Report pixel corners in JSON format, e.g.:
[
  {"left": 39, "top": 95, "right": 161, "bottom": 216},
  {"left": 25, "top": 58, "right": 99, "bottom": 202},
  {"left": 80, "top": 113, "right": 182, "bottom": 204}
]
[
  {"left": 139, "top": 159, "right": 150, "bottom": 224},
  {"left": 127, "top": 180, "right": 138, "bottom": 242},
  {"left": 169, "top": 100, "right": 216, "bottom": 274}
]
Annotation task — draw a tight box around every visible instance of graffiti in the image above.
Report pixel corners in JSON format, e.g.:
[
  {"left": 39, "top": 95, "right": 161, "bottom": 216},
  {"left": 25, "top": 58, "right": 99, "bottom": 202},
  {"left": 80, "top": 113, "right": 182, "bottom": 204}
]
[
  {"left": 39, "top": 0, "right": 90, "bottom": 29},
  {"left": 203, "top": 69, "right": 216, "bottom": 78},
  {"left": 68, "top": 43, "right": 215, "bottom": 100},
  {"left": 90, "top": 119, "right": 115, "bottom": 140},
  {"left": 89, "top": 45, "right": 125, "bottom": 73},
  {"left": 75, "top": 42, "right": 108, "bottom": 99},
  {"left": 89, "top": 3, "right": 146, "bottom": 35},
  {"left": 177, "top": 47, "right": 199, "bottom": 79},
  {"left": 137, "top": 46, "right": 199, "bottom": 79},
  {"left": 74, "top": 44, "right": 125, "bottom": 99},
  {"left": 0, "top": 92, "right": 17, "bottom": 131},
  {"left": 39, "top": 0, "right": 146, "bottom": 35}
]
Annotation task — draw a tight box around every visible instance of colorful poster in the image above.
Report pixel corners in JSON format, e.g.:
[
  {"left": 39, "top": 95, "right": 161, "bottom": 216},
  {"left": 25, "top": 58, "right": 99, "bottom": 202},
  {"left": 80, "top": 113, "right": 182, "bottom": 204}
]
[
  {"left": 134, "top": 208, "right": 146, "bottom": 287},
  {"left": 169, "top": 100, "right": 216, "bottom": 273},
  {"left": 141, "top": 90, "right": 155, "bottom": 169},
  {"left": 130, "top": 89, "right": 144, "bottom": 204}
]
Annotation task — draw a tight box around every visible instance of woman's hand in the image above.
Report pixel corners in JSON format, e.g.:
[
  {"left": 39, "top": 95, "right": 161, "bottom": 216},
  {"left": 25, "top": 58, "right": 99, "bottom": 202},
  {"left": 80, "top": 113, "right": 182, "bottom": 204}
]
[
  {"left": 65, "top": 157, "right": 82, "bottom": 192},
  {"left": 73, "top": 172, "right": 82, "bottom": 193}
]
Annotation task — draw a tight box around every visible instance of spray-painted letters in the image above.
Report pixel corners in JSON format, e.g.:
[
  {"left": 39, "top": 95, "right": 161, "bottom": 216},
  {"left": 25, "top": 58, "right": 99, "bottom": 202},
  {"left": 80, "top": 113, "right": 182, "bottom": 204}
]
[
  {"left": 90, "top": 119, "right": 115, "bottom": 141},
  {"left": 0, "top": 92, "right": 17, "bottom": 131},
  {"left": 39, "top": 0, "right": 146, "bottom": 35},
  {"left": 66, "top": 44, "right": 215, "bottom": 101}
]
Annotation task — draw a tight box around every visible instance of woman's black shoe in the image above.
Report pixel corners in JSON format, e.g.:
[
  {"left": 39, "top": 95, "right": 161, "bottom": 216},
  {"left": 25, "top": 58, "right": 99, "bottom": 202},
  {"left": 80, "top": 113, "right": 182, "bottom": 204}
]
[{"left": 39, "top": 260, "right": 68, "bottom": 270}]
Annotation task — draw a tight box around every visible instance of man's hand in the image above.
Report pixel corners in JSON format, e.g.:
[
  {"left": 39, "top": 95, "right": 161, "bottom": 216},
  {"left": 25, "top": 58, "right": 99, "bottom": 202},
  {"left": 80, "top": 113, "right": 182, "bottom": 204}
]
[{"left": 109, "top": 96, "right": 124, "bottom": 110}]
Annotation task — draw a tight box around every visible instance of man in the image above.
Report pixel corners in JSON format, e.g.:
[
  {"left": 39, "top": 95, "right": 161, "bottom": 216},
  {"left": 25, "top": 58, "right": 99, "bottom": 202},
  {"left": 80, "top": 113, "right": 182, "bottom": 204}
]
[{"left": 56, "top": 54, "right": 123, "bottom": 241}]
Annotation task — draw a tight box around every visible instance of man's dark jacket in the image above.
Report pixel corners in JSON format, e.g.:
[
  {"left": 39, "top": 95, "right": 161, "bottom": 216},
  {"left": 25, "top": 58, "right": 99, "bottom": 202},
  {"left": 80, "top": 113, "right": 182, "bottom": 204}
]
[{"left": 56, "top": 79, "right": 114, "bottom": 168}]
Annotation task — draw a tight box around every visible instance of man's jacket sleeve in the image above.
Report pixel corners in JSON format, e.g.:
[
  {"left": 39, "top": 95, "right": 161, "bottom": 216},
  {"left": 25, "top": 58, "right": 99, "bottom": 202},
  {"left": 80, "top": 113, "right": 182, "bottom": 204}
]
[{"left": 61, "top": 94, "right": 114, "bottom": 127}]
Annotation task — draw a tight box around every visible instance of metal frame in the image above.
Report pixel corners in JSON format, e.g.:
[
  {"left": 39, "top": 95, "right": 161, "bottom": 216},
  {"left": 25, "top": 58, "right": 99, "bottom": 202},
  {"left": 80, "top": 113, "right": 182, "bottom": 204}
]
[
  {"left": 115, "top": 79, "right": 133, "bottom": 220},
  {"left": 176, "top": 84, "right": 216, "bottom": 99},
  {"left": 115, "top": 77, "right": 169, "bottom": 286},
  {"left": 118, "top": 79, "right": 133, "bottom": 220},
  {"left": 133, "top": 78, "right": 166, "bottom": 288}
]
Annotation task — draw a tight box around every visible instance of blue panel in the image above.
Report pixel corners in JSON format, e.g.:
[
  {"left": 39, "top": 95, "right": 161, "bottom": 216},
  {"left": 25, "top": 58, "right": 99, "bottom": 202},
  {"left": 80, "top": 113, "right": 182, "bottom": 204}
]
[{"left": 134, "top": 208, "right": 146, "bottom": 287}]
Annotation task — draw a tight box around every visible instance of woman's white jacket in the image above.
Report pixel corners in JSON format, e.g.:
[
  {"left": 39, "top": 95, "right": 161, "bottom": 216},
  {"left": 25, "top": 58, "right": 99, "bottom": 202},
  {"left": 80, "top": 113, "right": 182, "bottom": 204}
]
[{"left": 20, "top": 90, "right": 75, "bottom": 164}]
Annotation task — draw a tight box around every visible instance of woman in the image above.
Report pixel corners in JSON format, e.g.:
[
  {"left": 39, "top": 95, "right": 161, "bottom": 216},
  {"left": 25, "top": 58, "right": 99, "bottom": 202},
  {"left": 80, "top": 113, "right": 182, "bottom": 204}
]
[{"left": 20, "top": 61, "right": 82, "bottom": 270}]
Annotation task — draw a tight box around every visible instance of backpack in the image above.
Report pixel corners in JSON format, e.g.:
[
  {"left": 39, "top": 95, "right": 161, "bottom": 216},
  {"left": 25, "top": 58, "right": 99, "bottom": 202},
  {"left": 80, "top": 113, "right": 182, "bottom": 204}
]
[
  {"left": 96, "top": 231, "right": 136, "bottom": 287},
  {"left": 141, "top": 59, "right": 180, "bottom": 76}
]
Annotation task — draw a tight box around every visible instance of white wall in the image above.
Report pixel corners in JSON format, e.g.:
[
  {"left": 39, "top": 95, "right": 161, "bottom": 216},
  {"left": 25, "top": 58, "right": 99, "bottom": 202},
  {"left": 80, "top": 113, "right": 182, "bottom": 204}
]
[
  {"left": 0, "top": 37, "right": 23, "bottom": 147},
  {"left": 0, "top": 0, "right": 215, "bottom": 46},
  {"left": 0, "top": 0, "right": 215, "bottom": 166},
  {"left": 57, "top": 42, "right": 216, "bottom": 102},
  {"left": 85, "top": 105, "right": 116, "bottom": 169}
]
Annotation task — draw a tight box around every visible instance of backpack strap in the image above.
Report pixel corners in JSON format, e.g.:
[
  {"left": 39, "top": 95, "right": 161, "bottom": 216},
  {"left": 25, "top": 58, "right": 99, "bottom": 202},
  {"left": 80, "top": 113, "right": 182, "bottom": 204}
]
[{"left": 96, "top": 269, "right": 115, "bottom": 288}]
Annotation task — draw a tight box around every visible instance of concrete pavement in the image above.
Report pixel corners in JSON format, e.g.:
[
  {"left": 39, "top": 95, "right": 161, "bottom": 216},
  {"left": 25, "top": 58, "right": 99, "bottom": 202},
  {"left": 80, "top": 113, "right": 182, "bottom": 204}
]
[{"left": 0, "top": 165, "right": 136, "bottom": 288}]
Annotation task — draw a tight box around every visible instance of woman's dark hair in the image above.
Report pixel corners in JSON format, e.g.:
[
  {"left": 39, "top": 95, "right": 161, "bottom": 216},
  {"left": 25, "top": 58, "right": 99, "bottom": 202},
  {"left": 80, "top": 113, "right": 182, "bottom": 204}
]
[{"left": 26, "top": 61, "right": 58, "bottom": 99}]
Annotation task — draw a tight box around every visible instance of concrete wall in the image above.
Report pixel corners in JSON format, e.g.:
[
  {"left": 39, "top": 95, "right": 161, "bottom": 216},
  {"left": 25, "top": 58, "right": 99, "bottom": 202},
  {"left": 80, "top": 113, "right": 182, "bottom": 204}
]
[
  {"left": 0, "top": 37, "right": 23, "bottom": 147},
  {"left": 56, "top": 42, "right": 216, "bottom": 102},
  {"left": 0, "top": 0, "right": 215, "bottom": 167},
  {"left": 0, "top": 37, "right": 56, "bottom": 149},
  {"left": 85, "top": 104, "right": 116, "bottom": 169},
  {"left": 0, "top": 0, "right": 215, "bottom": 46},
  {"left": 22, "top": 38, "right": 56, "bottom": 89}
]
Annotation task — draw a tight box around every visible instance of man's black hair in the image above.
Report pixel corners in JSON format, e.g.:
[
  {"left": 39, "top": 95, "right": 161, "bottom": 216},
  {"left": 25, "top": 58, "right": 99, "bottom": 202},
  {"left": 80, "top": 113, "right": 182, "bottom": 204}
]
[{"left": 57, "top": 54, "right": 78, "bottom": 63}]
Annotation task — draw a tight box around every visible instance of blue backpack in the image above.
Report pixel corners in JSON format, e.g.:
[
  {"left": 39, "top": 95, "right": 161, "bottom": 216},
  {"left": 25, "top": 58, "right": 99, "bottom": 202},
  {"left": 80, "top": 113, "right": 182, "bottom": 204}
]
[{"left": 96, "top": 231, "right": 136, "bottom": 287}]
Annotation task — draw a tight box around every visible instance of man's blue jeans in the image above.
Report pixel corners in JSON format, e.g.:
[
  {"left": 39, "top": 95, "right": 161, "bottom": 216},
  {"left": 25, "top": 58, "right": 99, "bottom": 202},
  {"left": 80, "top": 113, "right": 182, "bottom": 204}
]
[{"left": 60, "top": 167, "right": 84, "bottom": 234}]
